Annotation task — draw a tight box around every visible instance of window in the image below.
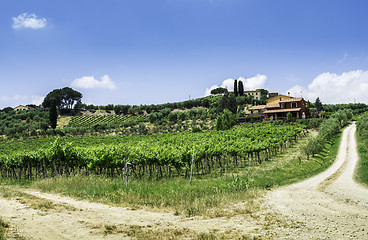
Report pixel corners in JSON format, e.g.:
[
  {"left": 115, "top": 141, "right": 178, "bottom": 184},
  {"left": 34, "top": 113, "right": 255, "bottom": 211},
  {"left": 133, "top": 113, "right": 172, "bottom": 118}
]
[
  {"left": 282, "top": 103, "right": 286, "bottom": 108},
  {"left": 292, "top": 102, "right": 297, "bottom": 108}
]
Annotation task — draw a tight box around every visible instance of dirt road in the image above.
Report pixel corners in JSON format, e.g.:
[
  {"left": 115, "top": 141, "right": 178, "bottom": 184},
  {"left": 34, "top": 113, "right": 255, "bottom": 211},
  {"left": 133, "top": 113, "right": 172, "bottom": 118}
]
[
  {"left": 0, "top": 187, "right": 263, "bottom": 239},
  {"left": 267, "top": 123, "right": 368, "bottom": 239}
]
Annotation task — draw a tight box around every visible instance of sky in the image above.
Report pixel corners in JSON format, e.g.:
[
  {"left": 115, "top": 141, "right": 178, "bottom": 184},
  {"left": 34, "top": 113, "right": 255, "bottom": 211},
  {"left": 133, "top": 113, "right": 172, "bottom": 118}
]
[{"left": 1, "top": 0, "right": 368, "bottom": 109}]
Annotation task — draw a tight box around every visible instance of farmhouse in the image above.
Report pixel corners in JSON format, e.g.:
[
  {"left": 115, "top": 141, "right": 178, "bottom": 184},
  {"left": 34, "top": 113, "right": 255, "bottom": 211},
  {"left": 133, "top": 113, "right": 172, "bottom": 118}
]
[
  {"left": 244, "top": 90, "right": 262, "bottom": 100},
  {"left": 13, "top": 105, "right": 35, "bottom": 112},
  {"left": 229, "top": 89, "right": 262, "bottom": 100},
  {"left": 244, "top": 93, "right": 309, "bottom": 120},
  {"left": 264, "top": 94, "right": 308, "bottom": 120},
  {"left": 246, "top": 105, "right": 267, "bottom": 116},
  {"left": 268, "top": 92, "right": 279, "bottom": 98}
]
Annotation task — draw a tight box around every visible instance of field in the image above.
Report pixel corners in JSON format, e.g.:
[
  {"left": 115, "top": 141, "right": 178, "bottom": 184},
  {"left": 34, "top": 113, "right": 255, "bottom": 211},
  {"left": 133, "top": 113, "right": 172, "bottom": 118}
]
[
  {"left": 0, "top": 122, "right": 344, "bottom": 239},
  {"left": 67, "top": 115, "right": 148, "bottom": 128},
  {"left": 0, "top": 108, "right": 364, "bottom": 239},
  {"left": 0, "top": 122, "right": 306, "bottom": 181}
]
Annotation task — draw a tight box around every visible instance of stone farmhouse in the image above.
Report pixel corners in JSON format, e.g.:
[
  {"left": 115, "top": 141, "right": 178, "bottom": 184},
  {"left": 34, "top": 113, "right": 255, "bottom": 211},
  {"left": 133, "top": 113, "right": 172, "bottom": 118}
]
[{"left": 247, "top": 93, "right": 309, "bottom": 120}]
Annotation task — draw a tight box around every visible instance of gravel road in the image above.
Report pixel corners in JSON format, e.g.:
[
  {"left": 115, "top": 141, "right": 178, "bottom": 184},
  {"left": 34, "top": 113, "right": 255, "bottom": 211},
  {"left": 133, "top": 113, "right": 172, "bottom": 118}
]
[{"left": 266, "top": 123, "right": 368, "bottom": 239}]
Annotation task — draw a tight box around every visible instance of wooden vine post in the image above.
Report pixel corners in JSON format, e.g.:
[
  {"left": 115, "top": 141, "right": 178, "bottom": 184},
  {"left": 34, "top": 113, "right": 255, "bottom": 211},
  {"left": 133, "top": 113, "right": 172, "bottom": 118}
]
[{"left": 190, "top": 146, "right": 195, "bottom": 184}]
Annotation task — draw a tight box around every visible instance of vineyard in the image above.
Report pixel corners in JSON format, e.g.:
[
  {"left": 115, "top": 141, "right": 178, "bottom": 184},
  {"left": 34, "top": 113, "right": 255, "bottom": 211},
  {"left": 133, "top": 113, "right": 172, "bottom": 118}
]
[
  {"left": 0, "top": 122, "right": 306, "bottom": 180},
  {"left": 67, "top": 114, "right": 148, "bottom": 127}
]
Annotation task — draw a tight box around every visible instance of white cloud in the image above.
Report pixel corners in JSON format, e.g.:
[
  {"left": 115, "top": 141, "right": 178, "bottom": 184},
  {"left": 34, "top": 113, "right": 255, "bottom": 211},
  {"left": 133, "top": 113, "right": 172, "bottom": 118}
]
[
  {"left": 12, "top": 13, "right": 47, "bottom": 29},
  {"left": 0, "top": 95, "right": 39, "bottom": 109},
  {"left": 287, "top": 70, "right": 368, "bottom": 104},
  {"left": 238, "top": 74, "right": 267, "bottom": 90},
  {"left": 204, "top": 74, "right": 267, "bottom": 96},
  {"left": 13, "top": 95, "right": 28, "bottom": 101},
  {"left": 284, "top": 85, "right": 306, "bottom": 98},
  {"left": 31, "top": 96, "right": 44, "bottom": 106},
  {"left": 71, "top": 75, "right": 117, "bottom": 90}
]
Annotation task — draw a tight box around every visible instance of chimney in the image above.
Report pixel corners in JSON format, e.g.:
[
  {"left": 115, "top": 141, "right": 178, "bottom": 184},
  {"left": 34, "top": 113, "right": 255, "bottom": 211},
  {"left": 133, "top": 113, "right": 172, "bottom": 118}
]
[{"left": 288, "top": 92, "right": 290, "bottom": 97}]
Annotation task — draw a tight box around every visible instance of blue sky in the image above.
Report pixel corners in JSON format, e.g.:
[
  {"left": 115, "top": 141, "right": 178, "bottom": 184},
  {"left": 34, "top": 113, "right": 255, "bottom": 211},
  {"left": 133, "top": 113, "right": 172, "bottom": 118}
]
[{"left": 1, "top": 0, "right": 368, "bottom": 109}]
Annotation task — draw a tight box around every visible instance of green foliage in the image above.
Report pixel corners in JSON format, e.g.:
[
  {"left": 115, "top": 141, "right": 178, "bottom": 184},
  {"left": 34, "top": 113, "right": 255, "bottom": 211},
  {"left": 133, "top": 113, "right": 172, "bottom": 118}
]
[
  {"left": 314, "top": 97, "right": 323, "bottom": 113},
  {"left": 49, "top": 100, "right": 58, "bottom": 130},
  {"left": 1, "top": 107, "right": 14, "bottom": 113},
  {"left": 17, "top": 124, "right": 341, "bottom": 219},
  {"left": 323, "top": 103, "right": 368, "bottom": 115},
  {"left": 286, "top": 112, "right": 294, "bottom": 122},
  {"left": 216, "top": 94, "right": 238, "bottom": 114},
  {"left": 356, "top": 112, "right": 368, "bottom": 185},
  {"left": 297, "top": 118, "right": 323, "bottom": 129},
  {"left": 0, "top": 122, "right": 306, "bottom": 181},
  {"left": 215, "top": 109, "right": 236, "bottom": 131},
  {"left": 233, "top": 79, "right": 238, "bottom": 97},
  {"left": 238, "top": 80, "right": 244, "bottom": 96},
  {"left": 0, "top": 108, "right": 49, "bottom": 139},
  {"left": 228, "top": 94, "right": 237, "bottom": 114},
  {"left": 210, "top": 87, "right": 228, "bottom": 95},
  {"left": 0, "top": 217, "right": 8, "bottom": 240},
  {"left": 309, "top": 108, "right": 318, "bottom": 118},
  {"left": 42, "top": 87, "right": 82, "bottom": 110},
  {"left": 257, "top": 89, "right": 269, "bottom": 103},
  {"left": 67, "top": 114, "right": 148, "bottom": 128},
  {"left": 302, "top": 109, "right": 352, "bottom": 159}
]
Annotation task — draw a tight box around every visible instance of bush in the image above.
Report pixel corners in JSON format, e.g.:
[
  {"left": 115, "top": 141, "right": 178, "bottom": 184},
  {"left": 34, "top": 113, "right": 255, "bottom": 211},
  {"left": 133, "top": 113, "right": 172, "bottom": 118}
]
[
  {"left": 302, "top": 109, "right": 352, "bottom": 159},
  {"left": 215, "top": 109, "right": 236, "bottom": 131}
]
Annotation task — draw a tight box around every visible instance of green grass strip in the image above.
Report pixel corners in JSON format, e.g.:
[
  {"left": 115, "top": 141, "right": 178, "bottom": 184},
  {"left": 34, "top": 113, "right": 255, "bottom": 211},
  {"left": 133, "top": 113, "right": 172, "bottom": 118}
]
[{"left": 356, "top": 134, "right": 368, "bottom": 186}]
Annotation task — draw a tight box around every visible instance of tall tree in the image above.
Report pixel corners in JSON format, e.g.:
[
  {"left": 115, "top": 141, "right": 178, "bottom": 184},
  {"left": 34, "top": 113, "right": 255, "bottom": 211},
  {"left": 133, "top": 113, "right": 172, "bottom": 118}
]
[
  {"left": 215, "top": 109, "right": 236, "bottom": 131},
  {"left": 49, "top": 99, "right": 58, "bottom": 131},
  {"left": 217, "top": 94, "right": 229, "bottom": 113},
  {"left": 238, "top": 80, "right": 244, "bottom": 96},
  {"left": 228, "top": 94, "right": 238, "bottom": 114},
  {"left": 43, "top": 87, "right": 82, "bottom": 110},
  {"left": 315, "top": 97, "right": 323, "bottom": 113},
  {"left": 234, "top": 79, "right": 238, "bottom": 97},
  {"left": 210, "top": 87, "right": 228, "bottom": 95}
]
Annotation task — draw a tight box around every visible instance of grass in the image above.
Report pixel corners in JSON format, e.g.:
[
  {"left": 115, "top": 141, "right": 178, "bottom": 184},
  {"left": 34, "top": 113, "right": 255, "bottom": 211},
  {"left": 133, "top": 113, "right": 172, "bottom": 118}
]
[
  {"left": 29, "top": 174, "right": 263, "bottom": 218},
  {"left": 248, "top": 131, "right": 342, "bottom": 189},
  {"left": 0, "top": 217, "right": 8, "bottom": 240},
  {"left": 101, "top": 224, "right": 256, "bottom": 239},
  {"left": 356, "top": 134, "right": 368, "bottom": 186},
  {"left": 0, "top": 185, "right": 76, "bottom": 212}
]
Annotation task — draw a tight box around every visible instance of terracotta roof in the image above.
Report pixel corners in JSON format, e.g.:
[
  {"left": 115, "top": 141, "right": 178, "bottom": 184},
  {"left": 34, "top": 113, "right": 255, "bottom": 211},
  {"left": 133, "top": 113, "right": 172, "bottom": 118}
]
[
  {"left": 266, "top": 103, "right": 280, "bottom": 108},
  {"left": 266, "top": 94, "right": 291, "bottom": 103},
  {"left": 279, "top": 98, "right": 303, "bottom": 103},
  {"left": 251, "top": 105, "right": 266, "bottom": 110},
  {"left": 244, "top": 90, "right": 261, "bottom": 93},
  {"left": 264, "top": 108, "right": 301, "bottom": 114}
]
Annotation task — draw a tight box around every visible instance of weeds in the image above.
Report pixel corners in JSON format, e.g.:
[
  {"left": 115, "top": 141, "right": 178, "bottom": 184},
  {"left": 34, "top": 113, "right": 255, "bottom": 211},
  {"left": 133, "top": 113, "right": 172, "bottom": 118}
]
[
  {"left": 356, "top": 134, "right": 368, "bottom": 186},
  {"left": 0, "top": 217, "right": 8, "bottom": 240},
  {"left": 104, "top": 224, "right": 117, "bottom": 235},
  {"left": 0, "top": 186, "right": 76, "bottom": 212}
]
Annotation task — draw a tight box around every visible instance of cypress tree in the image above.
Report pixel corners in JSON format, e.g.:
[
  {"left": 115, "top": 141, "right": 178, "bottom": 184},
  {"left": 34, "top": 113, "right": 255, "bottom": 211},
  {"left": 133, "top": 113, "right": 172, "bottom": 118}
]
[
  {"left": 228, "top": 94, "right": 238, "bottom": 114},
  {"left": 315, "top": 97, "right": 323, "bottom": 113},
  {"left": 217, "top": 94, "right": 229, "bottom": 113},
  {"left": 49, "top": 99, "right": 58, "bottom": 132},
  {"left": 234, "top": 79, "right": 238, "bottom": 97},
  {"left": 238, "top": 80, "right": 244, "bottom": 96}
]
